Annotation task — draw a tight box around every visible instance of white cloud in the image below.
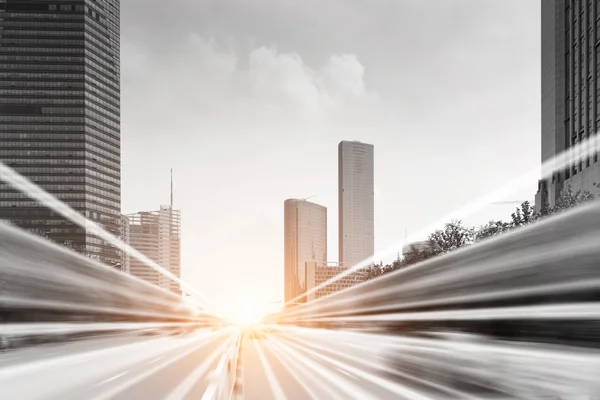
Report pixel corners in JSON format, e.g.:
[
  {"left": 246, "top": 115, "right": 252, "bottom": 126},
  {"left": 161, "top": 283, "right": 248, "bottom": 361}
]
[{"left": 123, "top": 35, "right": 375, "bottom": 127}]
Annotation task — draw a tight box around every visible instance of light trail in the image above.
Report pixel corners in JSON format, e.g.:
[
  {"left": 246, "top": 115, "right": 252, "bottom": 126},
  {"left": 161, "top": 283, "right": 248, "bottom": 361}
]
[
  {"left": 253, "top": 334, "right": 289, "bottom": 400},
  {"left": 0, "top": 160, "right": 210, "bottom": 309},
  {"left": 91, "top": 330, "right": 231, "bottom": 400},
  {"left": 289, "top": 132, "right": 600, "bottom": 305},
  {"left": 165, "top": 334, "right": 236, "bottom": 400},
  {"left": 280, "top": 329, "right": 478, "bottom": 399},
  {"left": 265, "top": 332, "right": 380, "bottom": 400}
]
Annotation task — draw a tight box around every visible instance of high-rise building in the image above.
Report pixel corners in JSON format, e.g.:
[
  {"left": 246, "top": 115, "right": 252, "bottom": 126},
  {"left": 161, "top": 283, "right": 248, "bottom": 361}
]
[
  {"left": 283, "top": 199, "right": 327, "bottom": 303},
  {"left": 0, "top": 1, "right": 121, "bottom": 265},
  {"left": 126, "top": 205, "right": 181, "bottom": 295},
  {"left": 536, "top": 0, "right": 600, "bottom": 210},
  {"left": 338, "top": 140, "right": 374, "bottom": 269}
]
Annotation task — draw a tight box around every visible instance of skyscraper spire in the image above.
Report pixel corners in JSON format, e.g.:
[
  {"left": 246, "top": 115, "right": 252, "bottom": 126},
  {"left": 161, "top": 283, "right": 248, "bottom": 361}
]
[{"left": 170, "top": 169, "right": 173, "bottom": 208}]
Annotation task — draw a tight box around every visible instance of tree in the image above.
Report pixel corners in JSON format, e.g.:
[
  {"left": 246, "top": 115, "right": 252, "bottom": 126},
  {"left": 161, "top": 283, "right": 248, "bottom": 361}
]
[
  {"left": 551, "top": 185, "right": 595, "bottom": 213},
  {"left": 361, "top": 263, "right": 387, "bottom": 281},
  {"left": 427, "top": 220, "right": 474, "bottom": 255},
  {"left": 511, "top": 201, "right": 537, "bottom": 227},
  {"left": 474, "top": 220, "right": 511, "bottom": 242}
]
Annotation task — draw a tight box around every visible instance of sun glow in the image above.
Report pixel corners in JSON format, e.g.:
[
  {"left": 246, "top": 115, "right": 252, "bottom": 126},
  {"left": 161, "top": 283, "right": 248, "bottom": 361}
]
[{"left": 221, "top": 299, "right": 272, "bottom": 327}]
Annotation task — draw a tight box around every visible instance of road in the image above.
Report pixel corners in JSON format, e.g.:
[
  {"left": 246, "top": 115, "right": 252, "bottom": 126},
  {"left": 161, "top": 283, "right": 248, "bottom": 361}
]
[
  {"left": 0, "top": 328, "right": 233, "bottom": 400},
  {"left": 2, "top": 325, "right": 596, "bottom": 399}
]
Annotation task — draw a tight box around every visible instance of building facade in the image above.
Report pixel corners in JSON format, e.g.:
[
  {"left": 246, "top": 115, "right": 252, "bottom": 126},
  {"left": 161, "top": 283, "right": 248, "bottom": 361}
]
[
  {"left": 283, "top": 199, "right": 327, "bottom": 303},
  {"left": 0, "top": 0, "right": 121, "bottom": 265},
  {"left": 304, "top": 261, "right": 363, "bottom": 301},
  {"left": 126, "top": 206, "right": 181, "bottom": 295},
  {"left": 338, "top": 141, "right": 374, "bottom": 269},
  {"left": 536, "top": 0, "right": 600, "bottom": 210}
]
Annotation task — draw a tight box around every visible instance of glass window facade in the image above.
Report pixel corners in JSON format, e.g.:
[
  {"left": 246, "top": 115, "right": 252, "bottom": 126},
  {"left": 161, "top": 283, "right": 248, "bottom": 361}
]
[{"left": 0, "top": 0, "right": 121, "bottom": 267}]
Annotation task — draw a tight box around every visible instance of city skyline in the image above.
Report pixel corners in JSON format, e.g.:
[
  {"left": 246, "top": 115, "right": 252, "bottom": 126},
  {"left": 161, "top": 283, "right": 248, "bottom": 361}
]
[
  {"left": 0, "top": 1, "right": 542, "bottom": 310},
  {"left": 119, "top": 0, "right": 540, "bottom": 308}
]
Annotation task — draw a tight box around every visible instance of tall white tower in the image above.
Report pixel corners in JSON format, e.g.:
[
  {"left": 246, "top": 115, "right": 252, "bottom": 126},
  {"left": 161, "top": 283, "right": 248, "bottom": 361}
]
[{"left": 338, "top": 140, "right": 374, "bottom": 269}]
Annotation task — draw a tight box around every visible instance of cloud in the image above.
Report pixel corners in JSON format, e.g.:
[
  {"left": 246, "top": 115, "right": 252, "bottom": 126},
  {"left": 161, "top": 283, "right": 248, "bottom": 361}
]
[{"left": 123, "top": 35, "right": 375, "bottom": 131}]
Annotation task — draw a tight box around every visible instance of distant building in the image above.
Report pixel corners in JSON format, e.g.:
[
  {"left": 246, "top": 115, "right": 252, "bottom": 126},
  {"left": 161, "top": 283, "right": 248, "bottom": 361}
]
[
  {"left": 339, "top": 141, "right": 374, "bottom": 270},
  {"left": 126, "top": 205, "right": 181, "bottom": 295},
  {"left": 536, "top": 0, "right": 600, "bottom": 211},
  {"left": 283, "top": 199, "right": 327, "bottom": 303},
  {"left": 304, "top": 261, "right": 363, "bottom": 301}
]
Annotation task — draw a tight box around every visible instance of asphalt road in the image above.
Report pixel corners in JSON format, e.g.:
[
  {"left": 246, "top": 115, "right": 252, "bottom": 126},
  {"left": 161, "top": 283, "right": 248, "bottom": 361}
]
[{"left": 2, "top": 326, "right": 597, "bottom": 399}]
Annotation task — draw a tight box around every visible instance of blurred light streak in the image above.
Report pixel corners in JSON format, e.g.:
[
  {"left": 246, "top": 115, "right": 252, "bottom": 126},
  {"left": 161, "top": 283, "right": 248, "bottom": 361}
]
[
  {"left": 280, "top": 328, "right": 478, "bottom": 399},
  {"left": 92, "top": 329, "right": 232, "bottom": 400},
  {"left": 0, "top": 160, "right": 209, "bottom": 307},
  {"left": 252, "top": 334, "right": 289, "bottom": 400},
  {"left": 290, "top": 133, "right": 600, "bottom": 305},
  {"left": 165, "top": 333, "right": 236, "bottom": 400},
  {"left": 265, "top": 332, "right": 379, "bottom": 400},
  {"left": 261, "top": 334, "right": 331, "bottom": 400},
  {"left": 280, "top": 333, "right": 436, "bottom": 400}
]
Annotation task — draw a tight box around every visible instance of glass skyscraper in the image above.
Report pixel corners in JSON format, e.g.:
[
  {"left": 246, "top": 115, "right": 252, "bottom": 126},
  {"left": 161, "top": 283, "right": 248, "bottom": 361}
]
[
  {"left": 283, "top": 199, "right": 327, "bottom": 303},
  {"left": 338, "top": 140, "right": 374, "bottom": 270},
  {"left": 0, "top": 0, "right": 121, "bottom": 266}
]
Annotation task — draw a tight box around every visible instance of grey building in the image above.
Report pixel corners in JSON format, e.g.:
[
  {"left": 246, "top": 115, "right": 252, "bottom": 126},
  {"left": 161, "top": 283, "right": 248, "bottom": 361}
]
[
  {"left": 0, "top": 0, "right": 121, "bottom": 265},
  {"left": 338, "top": 141, "right": 374, "bottom": 270},
  {"left": 283, "top": 199, "right": 327, "bottom": 303},
  {"left": 536, "top": 0, "right": 600, "bottom": 210},
  {"left": 126, "top": 205, "right": 181, "bottom": 296}
]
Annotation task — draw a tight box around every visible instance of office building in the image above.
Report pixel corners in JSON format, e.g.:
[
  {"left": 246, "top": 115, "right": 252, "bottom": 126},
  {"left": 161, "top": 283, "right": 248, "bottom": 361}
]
[
  {"left": 536, "top": 0, "right": 600, "bottom": 210},
  {"left": 338, "top": 141, "right": 374, "bottom": 269},
  {"left": 304, "top": 261, "right": 363, "bottom": 301},
  {"left": 126, "top": 205, "right": 181, "bottom": 295},
  {"left": 283, "top": 198, "right": 327, "bottom": 303},
  {"left": 0, "top": 1, "right": 121, "bottom": 265}
]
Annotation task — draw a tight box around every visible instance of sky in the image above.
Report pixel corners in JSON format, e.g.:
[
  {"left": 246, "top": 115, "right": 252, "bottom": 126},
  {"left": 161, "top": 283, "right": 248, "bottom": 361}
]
[{"left": 119, "top": 0, "right": 541, "bottom": 312}]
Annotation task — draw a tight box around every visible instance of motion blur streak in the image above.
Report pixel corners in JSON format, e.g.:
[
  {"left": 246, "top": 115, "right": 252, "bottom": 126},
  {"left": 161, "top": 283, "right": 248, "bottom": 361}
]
[
  {"left": 0, "top": 160, "right": 208, "bottom": 305},
  {"left": 3, "top": 144, "right": 600, "bottom": 398},
  {"left": 253, "top": 336, "right": 288, "bottom": 400},
  {"left": 293, "top": 133, "right": 600, "bottom": 303}
]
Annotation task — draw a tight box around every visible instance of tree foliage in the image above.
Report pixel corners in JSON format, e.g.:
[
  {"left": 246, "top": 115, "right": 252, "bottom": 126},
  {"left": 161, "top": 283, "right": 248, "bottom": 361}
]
[
  {"left": 362, "top": 184, "right": 599, "bottom": 283},
  {"left": 427, "top": 220, "right": 474, "bottom": 255},
  {"left": 474, "top": 220, "right": 511, "bottom": 242}
]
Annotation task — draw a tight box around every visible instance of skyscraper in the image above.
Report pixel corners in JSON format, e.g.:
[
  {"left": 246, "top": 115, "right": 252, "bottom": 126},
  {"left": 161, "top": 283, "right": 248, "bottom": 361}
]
[
  {"left": 536, "top": 0, "right": 600, "bottom": 210},
  {"left": 0, "top": 1, "right": 121, "bottom": 265},
  {"left": 126, "top": 205, "right": 181, "bottom": 295},
  {"left": 338, "top": 140, "right": 374, "bottom": 270},
  {"left": 283, "top": 199, "right": 327, "bottom": 303}
]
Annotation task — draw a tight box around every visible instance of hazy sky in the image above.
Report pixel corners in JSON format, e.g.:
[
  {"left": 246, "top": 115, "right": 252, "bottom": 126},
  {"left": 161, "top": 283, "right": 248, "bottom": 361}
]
[{"left": 120, "top": 0, "right": 541, "bottom": 311}]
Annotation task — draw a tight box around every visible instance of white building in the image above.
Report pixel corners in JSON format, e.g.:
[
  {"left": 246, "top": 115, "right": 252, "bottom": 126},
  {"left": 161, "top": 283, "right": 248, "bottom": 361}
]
[
  {"left": 338, "top": 140, "right": 375, "bottom": 270},
  {"left": 126, "top": 205, "right": 181, "bottom": 295},
  {"left": 284, "top": 199, "right": 327, "bottom": 303}
]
